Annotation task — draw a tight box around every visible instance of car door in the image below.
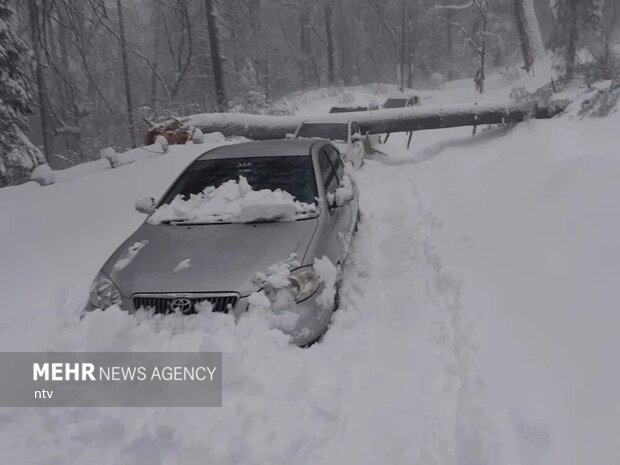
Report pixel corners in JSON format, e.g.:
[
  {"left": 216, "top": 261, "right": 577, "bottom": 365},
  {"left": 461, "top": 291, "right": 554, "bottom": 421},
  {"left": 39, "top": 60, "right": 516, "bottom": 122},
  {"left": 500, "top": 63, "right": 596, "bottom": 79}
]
[
  {"left": 318, "top": 145, "right": 356, "bottom": 264},
  {"left": 322, "top": 146, "right": 356, "bottom": 262}
]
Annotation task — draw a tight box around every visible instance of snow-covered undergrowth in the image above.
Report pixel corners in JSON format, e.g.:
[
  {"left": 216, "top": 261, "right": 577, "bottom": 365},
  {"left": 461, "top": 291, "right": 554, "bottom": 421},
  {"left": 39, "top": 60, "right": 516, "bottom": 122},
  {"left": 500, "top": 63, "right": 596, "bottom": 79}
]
[
  {"left": 148, "top": 176, "right": 317, "bottom": 225},
  {"left": 0, "top": 81, "right": 618, "bottom": 465}
]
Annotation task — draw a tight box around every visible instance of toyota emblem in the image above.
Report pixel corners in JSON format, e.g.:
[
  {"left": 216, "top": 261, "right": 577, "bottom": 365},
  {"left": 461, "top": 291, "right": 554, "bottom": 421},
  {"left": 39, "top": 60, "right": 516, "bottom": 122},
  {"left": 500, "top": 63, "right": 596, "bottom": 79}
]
[{"left": 170, "top": 297, "right": 193, "bottom": 314}]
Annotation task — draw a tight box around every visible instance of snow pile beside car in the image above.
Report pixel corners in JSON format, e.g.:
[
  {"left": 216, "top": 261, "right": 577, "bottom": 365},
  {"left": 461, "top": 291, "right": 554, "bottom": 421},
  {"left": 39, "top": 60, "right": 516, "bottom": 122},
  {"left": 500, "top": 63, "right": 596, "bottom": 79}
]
[
  {"left": 248, "top": 254, "right": 338, "bottom": 336},
  {"left": 148, "top": 176, "right": 317, "bottom": 224}
]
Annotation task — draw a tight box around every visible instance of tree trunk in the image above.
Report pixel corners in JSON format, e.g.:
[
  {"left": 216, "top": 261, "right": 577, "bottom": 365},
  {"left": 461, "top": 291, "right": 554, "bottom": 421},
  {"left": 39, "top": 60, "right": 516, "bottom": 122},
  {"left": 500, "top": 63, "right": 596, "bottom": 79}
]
[
  {"left": 480, "top": 10, "right": 487, "bottom": 93},
  {"left": 399, "top": 0, "right": 406, "bottom": 91},
  {"left": 513, "top": 0, "right": 546, "bottom": 75},
  {"left": 565, "top": 0, "right": 578, "bottom": 80},
  {"left": 27, "top": 0, "right": 52, "bottom": 158},
  {"left": 205, "top": 0, "right": 227, "bottom": 111},
  {"left": 325, "top": 2, "right": 335, "bottom": 85},
  {"left": 446, "top": 8, "right": 453, "bottom": 80},
  {"left": 299, "top": 15, "right": 308, "bottom": 85},
  {"left": 147, "top": 100, "right": 565, "bottom": 142},
  {"left": 407, "top": 0, "right": 418, "bottom": 89},
  {"left": 513, "top": 0, "right": 533, "bottom": 73},
  {"left": 116, "top": 0, "right": 136, "bottom": 148},
  {"left": 56, "top": 11, "right": 80, "bottom": 156},
  {"left": 478, "top": 0, "right": 489, "bottom": 94},
  {"left": 336, "top": 1, "right": 350, "bottom": 85},
  {"left": 149, "top": 7, "right": 162, "bottom": 109}
]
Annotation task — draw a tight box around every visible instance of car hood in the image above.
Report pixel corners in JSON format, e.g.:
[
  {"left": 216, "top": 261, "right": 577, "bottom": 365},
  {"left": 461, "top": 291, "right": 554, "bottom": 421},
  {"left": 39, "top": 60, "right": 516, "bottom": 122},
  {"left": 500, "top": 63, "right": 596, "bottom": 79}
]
[{"left": 103, "top": 219, "right": 319, "bottom": 297}]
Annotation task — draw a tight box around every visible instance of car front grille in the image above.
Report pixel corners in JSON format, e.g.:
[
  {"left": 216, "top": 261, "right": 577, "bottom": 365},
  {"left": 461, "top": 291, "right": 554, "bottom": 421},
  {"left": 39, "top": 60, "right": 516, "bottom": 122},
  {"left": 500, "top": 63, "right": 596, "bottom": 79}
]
[{"left": 132, "top": 293, "right": 239, "bottom": 315}]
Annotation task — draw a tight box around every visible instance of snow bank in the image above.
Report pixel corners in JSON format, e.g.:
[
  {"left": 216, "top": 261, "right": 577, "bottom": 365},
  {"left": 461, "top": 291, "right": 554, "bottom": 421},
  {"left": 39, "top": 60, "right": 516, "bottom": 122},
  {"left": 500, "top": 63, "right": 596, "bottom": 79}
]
[
  {"left": 407, "top": 107, "right": 620, "bottom": 465},
  {"left": 148, "top": 176, "right": 318, "bottom": 224}
]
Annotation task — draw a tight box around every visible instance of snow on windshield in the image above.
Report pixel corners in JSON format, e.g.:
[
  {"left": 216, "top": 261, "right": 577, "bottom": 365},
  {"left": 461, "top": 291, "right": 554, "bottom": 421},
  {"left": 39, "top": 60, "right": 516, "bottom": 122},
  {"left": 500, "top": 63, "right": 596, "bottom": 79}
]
[{"left": 148, "top": 176, "right": 317, "bottom": 225}]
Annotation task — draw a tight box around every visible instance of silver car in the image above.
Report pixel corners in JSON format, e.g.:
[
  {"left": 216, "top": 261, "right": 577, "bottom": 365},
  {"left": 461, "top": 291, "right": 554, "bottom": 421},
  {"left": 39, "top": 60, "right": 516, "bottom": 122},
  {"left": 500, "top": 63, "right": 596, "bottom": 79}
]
[
  {"left": 294, "top": 119, "right": 365, "bottom": 169},
  {"left": 85, "top": 139, "right": 359, "bottom": 346}
]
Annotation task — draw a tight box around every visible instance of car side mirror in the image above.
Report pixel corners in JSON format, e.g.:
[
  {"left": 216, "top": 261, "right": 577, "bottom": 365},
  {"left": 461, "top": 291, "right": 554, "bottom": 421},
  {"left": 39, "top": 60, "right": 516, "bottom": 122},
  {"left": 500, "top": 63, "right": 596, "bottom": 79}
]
[
  {"left": 351, "top": 133, "right": 362, "bottom": 143},
  {"left": 285, "top": 133, "right": 296, "bottom": 139},
  {"left": 334, "top": 186, "right": 354, "bottom": 207},
  {"left": 135, "top": 197, "right": 155, "bottom": 214}
]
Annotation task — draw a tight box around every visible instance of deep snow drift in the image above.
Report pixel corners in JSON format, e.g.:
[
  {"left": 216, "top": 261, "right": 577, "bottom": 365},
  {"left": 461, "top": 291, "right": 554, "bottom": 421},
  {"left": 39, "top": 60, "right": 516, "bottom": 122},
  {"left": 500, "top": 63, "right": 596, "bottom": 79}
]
[{"left": 0, "top": 80, "right": 618, "bottom": 465}]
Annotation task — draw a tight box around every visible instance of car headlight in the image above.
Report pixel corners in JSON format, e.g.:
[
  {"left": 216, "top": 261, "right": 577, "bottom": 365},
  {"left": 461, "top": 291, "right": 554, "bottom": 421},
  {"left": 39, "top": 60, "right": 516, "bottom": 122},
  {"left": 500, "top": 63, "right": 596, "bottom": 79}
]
[
  {"left": 88, "top": 271, "right": 122, "bottom": 310},
  {"left": 288, "top": 266, "right": 320, "bottom": 303}
]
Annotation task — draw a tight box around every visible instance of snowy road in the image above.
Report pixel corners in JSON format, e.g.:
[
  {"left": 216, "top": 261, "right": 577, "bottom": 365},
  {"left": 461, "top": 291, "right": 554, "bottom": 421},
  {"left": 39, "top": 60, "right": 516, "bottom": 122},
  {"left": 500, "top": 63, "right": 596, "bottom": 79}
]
[
  {"left": 1, "top": 84, "right": 620, "bottom": 465},
  {"left": 0, "top": 129, "right": 470, "bottom": 464}
]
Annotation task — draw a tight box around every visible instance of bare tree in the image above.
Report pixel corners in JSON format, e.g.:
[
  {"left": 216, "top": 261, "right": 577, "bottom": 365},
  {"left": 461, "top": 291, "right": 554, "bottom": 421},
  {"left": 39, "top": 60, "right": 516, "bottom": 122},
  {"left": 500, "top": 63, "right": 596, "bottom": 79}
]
[
  {"left": 116, "top": 0, "right": 136, "bottom": 148},
  {"left": 429, "top": 0, "right": 490, "bottom": 93},
  {"left": 205, "top": 0, "right": 227, "bottom": 110},
  {"left": 513, "top": 0, "right": 545, "bottom": 75},
  {"left": 324, "top": 0, "right": 335, "bottom": 85},
  {"left": 27, "top": 0, "right": 53, "bottom": 157},
  {"left": 399, "top": 0, "right": 406, "bottom": 91}
]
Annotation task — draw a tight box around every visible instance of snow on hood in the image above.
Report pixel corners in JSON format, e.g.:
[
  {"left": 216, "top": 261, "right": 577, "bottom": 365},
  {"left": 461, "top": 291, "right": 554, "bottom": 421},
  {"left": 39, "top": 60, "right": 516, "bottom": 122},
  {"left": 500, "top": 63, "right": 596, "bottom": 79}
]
[{"left": 148, "top": 176, "right": 318, "bottom": 225}]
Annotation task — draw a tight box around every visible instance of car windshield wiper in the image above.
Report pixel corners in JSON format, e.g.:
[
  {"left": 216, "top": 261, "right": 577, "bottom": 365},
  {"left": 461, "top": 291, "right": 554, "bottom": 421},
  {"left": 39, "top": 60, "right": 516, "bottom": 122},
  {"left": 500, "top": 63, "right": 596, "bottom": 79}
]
[{"left": 160, "top": 218, "right": 228, "bottom": 225}]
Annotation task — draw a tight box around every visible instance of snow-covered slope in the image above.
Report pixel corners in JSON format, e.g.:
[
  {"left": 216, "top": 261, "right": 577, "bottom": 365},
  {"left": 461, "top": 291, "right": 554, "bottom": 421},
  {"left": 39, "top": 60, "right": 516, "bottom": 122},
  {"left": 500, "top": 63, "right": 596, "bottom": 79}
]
[
  {"left": 406, "top": 110, "right": 620, "bottom": 465},
  {"left": 0, "top": 82, "right": 618, "bottom": 465}
]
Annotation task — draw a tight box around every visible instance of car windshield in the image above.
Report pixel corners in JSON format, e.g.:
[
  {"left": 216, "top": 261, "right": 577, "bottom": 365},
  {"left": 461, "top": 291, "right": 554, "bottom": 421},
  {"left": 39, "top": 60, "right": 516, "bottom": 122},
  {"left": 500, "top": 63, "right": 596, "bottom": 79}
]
[
  {"left": 296, "top": 123, "right": 348, "bottom": 142},
  {"left": 383, "top": 98, "right": 408, "bottom": 108},
  {"left": 160, "top": 156, "right": 318, "bottom": 208}
]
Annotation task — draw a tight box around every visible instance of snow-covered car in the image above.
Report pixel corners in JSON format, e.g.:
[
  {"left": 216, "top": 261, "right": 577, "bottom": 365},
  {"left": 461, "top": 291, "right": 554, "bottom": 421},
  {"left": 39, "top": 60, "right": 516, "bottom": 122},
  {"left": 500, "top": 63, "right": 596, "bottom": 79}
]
[
  {"left": 294, "top": 119, "right": 365, "bottom": 168},
  {"left": 382, "top": 94, "right": 420, "bottom": 108},
  {"left": 84, "top": 139, "right": 359, "bottom": 347}
]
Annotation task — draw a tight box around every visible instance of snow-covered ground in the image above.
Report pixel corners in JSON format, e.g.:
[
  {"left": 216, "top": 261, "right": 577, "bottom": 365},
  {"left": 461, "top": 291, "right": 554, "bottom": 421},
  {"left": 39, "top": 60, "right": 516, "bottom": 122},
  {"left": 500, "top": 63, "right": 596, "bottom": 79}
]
[{"left": 1, "top": 81, "right": 619, "bottom": 465}]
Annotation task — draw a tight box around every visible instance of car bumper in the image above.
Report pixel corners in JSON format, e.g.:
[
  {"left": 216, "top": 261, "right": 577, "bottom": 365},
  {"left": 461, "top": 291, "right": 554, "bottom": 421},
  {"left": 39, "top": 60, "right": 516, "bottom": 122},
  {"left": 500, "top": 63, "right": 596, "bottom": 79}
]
[{"left": 83, "top": 291, "right": 334, "bottom": 347}]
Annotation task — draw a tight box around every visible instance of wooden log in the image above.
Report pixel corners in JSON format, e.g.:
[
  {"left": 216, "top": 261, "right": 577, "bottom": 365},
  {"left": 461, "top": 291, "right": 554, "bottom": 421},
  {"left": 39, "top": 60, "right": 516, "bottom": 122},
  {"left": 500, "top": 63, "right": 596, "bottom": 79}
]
[{"left": 145, "top": 99, "right": 566, "bottom": 144}]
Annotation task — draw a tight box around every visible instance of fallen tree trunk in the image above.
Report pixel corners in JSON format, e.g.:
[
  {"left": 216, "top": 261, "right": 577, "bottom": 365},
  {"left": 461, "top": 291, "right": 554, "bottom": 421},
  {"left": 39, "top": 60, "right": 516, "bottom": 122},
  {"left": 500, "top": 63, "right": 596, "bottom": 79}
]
[{"left": 145, "top": 99, "right": 566, "bottom": 144}]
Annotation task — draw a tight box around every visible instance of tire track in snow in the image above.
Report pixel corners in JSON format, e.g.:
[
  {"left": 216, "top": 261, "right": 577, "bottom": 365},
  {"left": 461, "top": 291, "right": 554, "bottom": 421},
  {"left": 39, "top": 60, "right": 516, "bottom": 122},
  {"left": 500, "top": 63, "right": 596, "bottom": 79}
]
[
  {"left": 312, "top": 158, "right": 461, "bottom": 464},
  {"left": 350, "top": 138, "right": 501, "bottom": 465}
]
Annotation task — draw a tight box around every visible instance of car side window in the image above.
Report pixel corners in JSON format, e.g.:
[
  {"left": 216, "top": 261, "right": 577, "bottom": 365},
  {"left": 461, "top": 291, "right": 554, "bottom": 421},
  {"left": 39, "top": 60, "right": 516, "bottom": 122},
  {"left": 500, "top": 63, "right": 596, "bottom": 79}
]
[
  {"left": 325, "top": 146, "right": 345, "bottom": 181},
  {"left": 319, "top": 149, "right": 339, "bottom": 194}
]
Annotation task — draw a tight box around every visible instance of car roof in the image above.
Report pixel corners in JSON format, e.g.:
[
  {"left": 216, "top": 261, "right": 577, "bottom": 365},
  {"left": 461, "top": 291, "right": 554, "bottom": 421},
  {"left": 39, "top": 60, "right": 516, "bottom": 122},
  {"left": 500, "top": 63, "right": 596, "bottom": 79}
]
[
  {"left": 301, "top": 118, "right": 352, "bottom": 124},
  {"left": 386, "top": 94, "right": 419, "bottom": 99},
  {"left": 198, "top": 138, "right": 323, "bottom": 159}
]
